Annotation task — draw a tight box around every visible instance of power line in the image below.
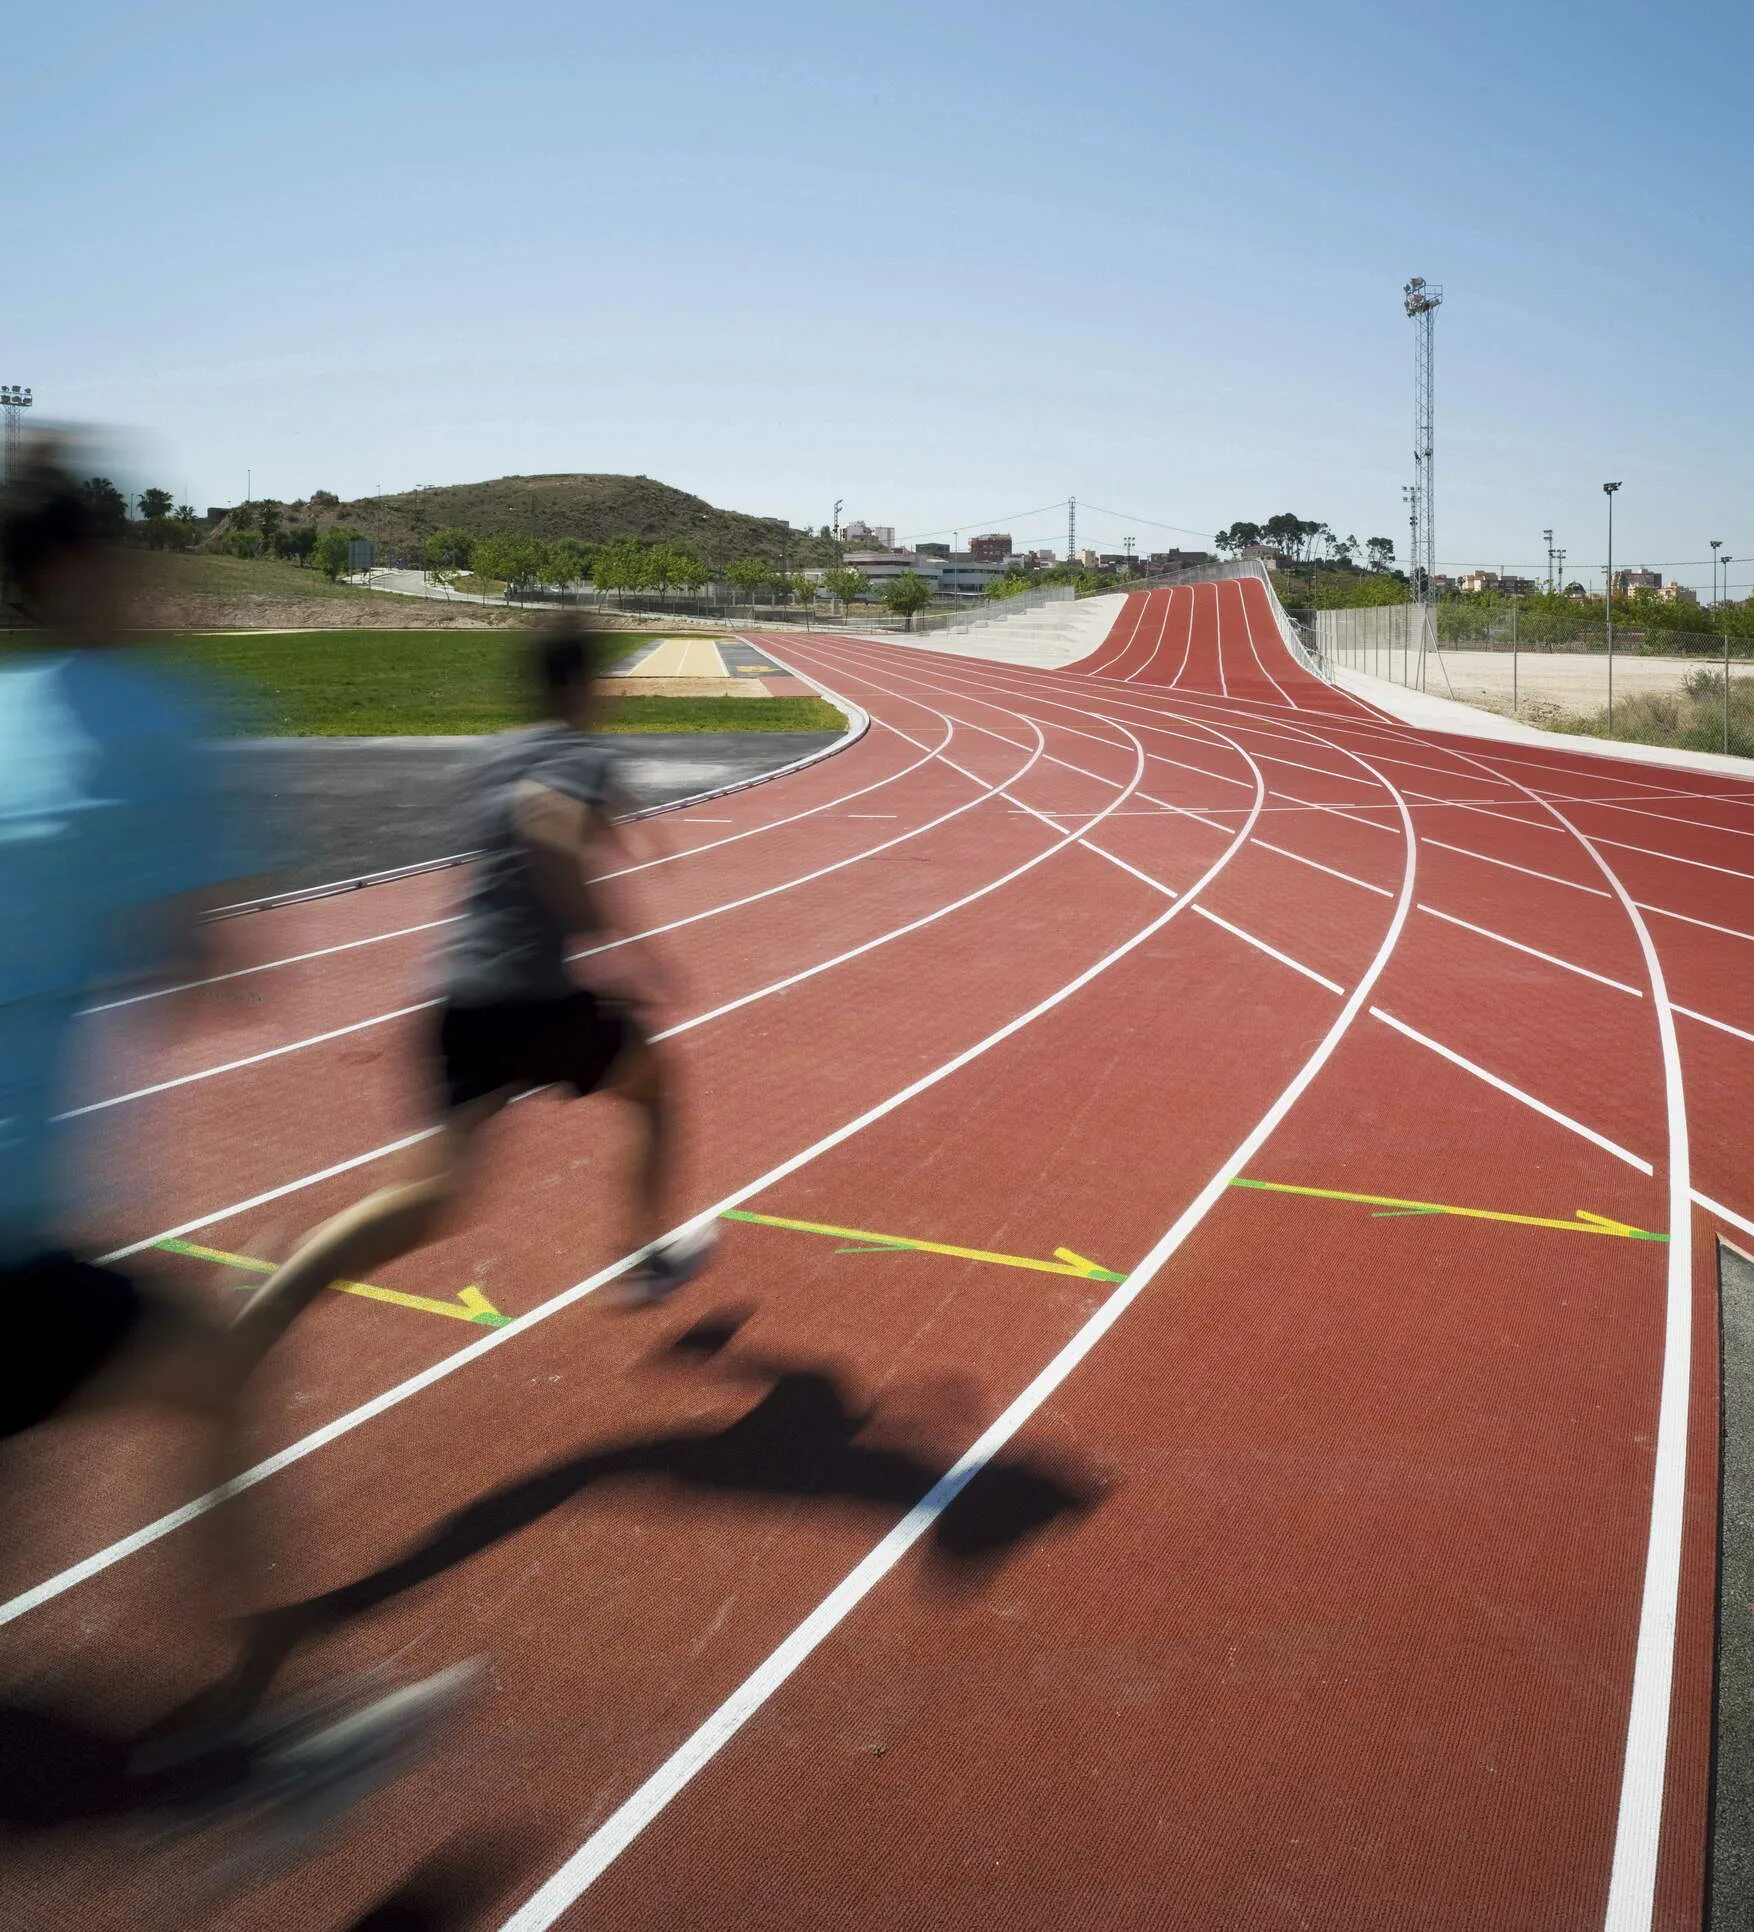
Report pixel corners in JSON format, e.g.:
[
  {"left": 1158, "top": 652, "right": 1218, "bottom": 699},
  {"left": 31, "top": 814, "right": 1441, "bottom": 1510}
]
[
  {"left": 1075, "top": 500, "right": 1216, "bottom": 541},
  {"left": 903, "top": 498, "right": 1068, "bottom": 542}
]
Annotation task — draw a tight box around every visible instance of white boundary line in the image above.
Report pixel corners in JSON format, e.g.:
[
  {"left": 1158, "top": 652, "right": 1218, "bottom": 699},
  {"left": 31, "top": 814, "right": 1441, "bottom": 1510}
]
[{"left": 496, "top": 683, "right": 1419, "bottom": 1930}]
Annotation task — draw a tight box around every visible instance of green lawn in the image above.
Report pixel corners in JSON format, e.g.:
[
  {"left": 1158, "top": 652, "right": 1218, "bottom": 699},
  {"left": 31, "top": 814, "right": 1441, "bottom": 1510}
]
[{"left": 134, "top": 629, "right": 841, "bottom": 736}]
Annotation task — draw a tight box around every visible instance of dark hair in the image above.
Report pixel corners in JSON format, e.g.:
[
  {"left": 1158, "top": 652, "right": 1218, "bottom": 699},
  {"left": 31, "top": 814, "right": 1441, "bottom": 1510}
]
[
  {"left": 530, "top": 619, "right": 613, "bottom": 711},
  {"left": 0, "top": 455, "right": 103, "bottom": 603}
]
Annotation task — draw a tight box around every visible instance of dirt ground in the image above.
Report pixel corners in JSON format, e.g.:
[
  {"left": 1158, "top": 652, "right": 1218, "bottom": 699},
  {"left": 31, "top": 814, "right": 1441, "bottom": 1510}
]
[{"left": 1351, "top": 648, "right": 1743, "bottom": 716}]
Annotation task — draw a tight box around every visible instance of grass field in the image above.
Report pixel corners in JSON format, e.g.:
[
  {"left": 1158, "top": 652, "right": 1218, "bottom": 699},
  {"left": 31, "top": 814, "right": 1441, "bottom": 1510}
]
[{"left": 132, "top": 629, "right": 842, "bottom": 736}]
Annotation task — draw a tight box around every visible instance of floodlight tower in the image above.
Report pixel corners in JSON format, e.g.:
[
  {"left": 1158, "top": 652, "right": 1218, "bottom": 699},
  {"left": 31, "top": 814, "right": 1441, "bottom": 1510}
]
[
  {"left": 1067, "top": 494, "right": 1077, "bottom": 564},
  {"left": 1403, "top": 278, "right": 1442, "bottom": 608},
  {"left": 2, "top": 384, "right": 32, "bottom": 480}
]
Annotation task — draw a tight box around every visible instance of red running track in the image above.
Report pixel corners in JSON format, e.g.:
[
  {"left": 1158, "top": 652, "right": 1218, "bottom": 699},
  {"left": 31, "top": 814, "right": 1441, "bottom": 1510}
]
[{"left": 3, "top": 581, "right": 1749, "bottom": 1930}]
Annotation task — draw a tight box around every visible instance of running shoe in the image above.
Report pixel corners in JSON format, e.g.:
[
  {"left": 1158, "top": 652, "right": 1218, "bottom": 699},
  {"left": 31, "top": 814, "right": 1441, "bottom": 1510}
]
[{"left": 614, "top": 1222, "right": 718, "bottom": 1308}]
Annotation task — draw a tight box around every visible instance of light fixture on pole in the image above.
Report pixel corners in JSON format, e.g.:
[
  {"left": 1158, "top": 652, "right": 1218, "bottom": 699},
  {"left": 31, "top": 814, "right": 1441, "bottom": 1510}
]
[
  {"left": 1, "top": 383, "right": 32, "bottom": 481},
  {"left": 1603, "top": 482, "right": 1622, "bottom": 735},
  {"left": 1710, "top": 538, "right": 1722, "bottom": 608},
  {"left": 1543, "top": 527, "right": 1554, "bottom": 593}
]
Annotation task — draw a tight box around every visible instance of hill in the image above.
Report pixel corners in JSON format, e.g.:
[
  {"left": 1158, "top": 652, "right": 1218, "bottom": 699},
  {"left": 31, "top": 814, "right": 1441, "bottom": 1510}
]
[{"left": 215, "top": 474, "right": 838, "bottom": 570}]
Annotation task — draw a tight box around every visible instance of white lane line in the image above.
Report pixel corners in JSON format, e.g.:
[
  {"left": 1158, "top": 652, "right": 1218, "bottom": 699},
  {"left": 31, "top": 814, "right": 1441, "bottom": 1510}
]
[
  {"left": 1673, "top": 1004, "right": 1754, "bottom": 1047},
  {"left": 1590, "top": 832, "right": 1754, "bottom": 885},
  {"left": 1169, "top": 585, "right": 1197, "bottom": 686},
  {"left": 1259, "top": 842, "right": 1393, "bottom": 896},
  {"left": 1368, "top": 1009, "right": 1653, "bottom": 1175},
  {"left": 659, "top": 718, "right": 1159, "bottom": 1041},
  {"left": 85, "top": 916, "right": 463, "bottom": 1016},
  {"left": 1423, "top": 837, "right": 1609, "bottom": 897},
  {"left": 1229, "top": 575, "right": 1293, "bottom": 708},
  {"left": 595, "top": 712, "right": 956, "bottom": 887},
  {"left": 1122, "top": 587, "right": 1174, "bottom": 685},
  {"left": 1637, "top": 900, "right": 1754, "bottom": 945},
  {"left": 89, "top": 664, "right": 917, "bottom": 1012},
  {"left": 1699, "top": 1193, "right": 1754, "bottom": 1244},
  {"left": 1213, "top": 582, "right": 1229, "bottom": 698},
  {"left": 58, "top": 1001, "right": 440, "bottom": 1120},
  {"left": 99, "top": 1129, "right": 443, "bottom": 1266},
  {"left": 1193, "top": 906, "right": 1346, "bottom": 994},
  {"left": 68, "top": 711, "right": 1032, "bottom": 1118},
  {"left": 496, "top": 708, "right": 1419, "bottom": 1932},
  {"left": 2, "top": 714, "right": 1269, "bottom": 1631},
  {"left": 1417, "top": 906, "right": 1645, "bottom": 997}
]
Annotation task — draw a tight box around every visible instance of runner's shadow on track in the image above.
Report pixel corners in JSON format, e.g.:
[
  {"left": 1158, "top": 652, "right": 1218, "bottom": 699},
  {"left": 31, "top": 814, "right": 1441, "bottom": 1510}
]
[{"left": 220, "top": 1305, "right": 1106, "bottom": 1704}]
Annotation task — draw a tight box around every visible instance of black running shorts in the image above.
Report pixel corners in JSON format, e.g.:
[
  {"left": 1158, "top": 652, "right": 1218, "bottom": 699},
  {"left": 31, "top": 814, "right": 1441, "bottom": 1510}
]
[
  {"left": 435, "top": 991, "right": 632, "bottom": 1111},
  {"left": 1, "top": 1253, "right": 145, "bottom": 1438}
]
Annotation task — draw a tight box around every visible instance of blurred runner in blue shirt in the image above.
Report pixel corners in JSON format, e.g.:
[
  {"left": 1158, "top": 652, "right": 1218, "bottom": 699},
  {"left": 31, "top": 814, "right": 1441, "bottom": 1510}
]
[{"left": 0, "top": 449, "right": 472, "bottom": 1885}]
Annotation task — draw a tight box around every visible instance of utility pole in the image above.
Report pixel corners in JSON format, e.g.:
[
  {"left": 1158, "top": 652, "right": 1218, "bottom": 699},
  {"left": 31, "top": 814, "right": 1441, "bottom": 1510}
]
[
  {"left": 1603, "top": 482, "right": 1621, "bottom": 735},
  {"left": 832, "top": 498, "right": 842, "bottom": 541},
  {"left": 1067, "top": 495, "right": 1076, "bottom": 564},
  {"left": 1555, "top": 547, "right": 1567, "bottom": 592},
  {"left": 1543, "top": 527, "right": 1554, "bottom": 594},
  {"left": 1403, "top": 277, "right": 1443, "bottom": 619},
  {"left": 1711, "top": 538, "right": 1722, "bottom": 608}
]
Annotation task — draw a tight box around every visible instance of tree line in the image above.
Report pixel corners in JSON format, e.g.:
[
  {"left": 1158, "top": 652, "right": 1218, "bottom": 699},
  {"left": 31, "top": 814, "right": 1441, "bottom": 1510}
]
[{"left": 1215, "top": 515, "right": 1398, "bottom": 573}]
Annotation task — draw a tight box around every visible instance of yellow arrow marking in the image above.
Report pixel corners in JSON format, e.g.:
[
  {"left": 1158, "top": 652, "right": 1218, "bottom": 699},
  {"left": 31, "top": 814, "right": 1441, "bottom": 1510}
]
[
  {"left": 1227, "top": 1179, "right": 1666, "bottom": 1241},
  {"left": 154, "top": 1238, "right": 512, "bottom": 1326},
  {"left": 721, "top": 1210, "right": 1126, "bottom": 1282}
]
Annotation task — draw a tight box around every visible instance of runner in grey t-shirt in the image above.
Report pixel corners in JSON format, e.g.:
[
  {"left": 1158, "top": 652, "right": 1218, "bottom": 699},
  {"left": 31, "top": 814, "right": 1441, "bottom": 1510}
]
[
  {"left": 235, "top": 624, "right": 714, "bottom": 1348},
  {"left": 442, "top": 722, "right": 622, "bottom": 1006}
]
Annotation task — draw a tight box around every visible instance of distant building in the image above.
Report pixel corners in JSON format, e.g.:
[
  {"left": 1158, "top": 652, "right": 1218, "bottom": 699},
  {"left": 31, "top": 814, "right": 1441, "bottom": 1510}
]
[
  {"left": 1612, "top": 567, "right": 1661, "bottom": 595},
  {"left": 939, "top": 552, "right": 1005, "bottom": 595},
  {"left": 1146, "top": 548, "right": 1212, "bottom": 570},
  {"left": 1077, "top": 549, "right": 1100, "bottom": 568},
  {"left": 915, "top": 541, "right": 951, "bottom": 559},
  {"left": 969, "top": 533, "right": 1013, "bottom": 562},
  {"left": 1457, "top": 569, "right": 1538, "bottom": 596},
  {"left": 1098, "top": 553, "right": 1136, "bottom": 571},
  {"left": 1660, "top": 580, "right": 1699, "bottom": 605},
  {"left": 842, "top": 549, "right": 942, "bottom": 591},
  {"left": 1240, "top": 544, "right": 1281, "bottom": 569},
  {"left": 841, "top": 519, "right": 896, "bottom": 548},
  {"left": 1028, "top": 549, "right": 1059, "bottom": 566}
]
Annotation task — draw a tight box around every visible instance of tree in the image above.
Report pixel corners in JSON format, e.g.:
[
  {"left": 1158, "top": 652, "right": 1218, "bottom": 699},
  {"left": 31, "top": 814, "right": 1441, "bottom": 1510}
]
[
  {"left": 472, "top": 533, "right": 545, "bottom": 595},
  {"left": 725, "top": 557, "right": 770, "bottom": 605},
  {"left": 671, "top": 553, "right": 709, "bottom": 595},
  {"left": 881, "top": 571, "right": 934, "bottom": 630},
  {"left": 80, "top": 477, "right": 128, "bottom": 533},
  {"left": 789, "top": 573, "right": 818, "bottom": 610},
  {"left": 313, "top": 528, "right": 355, "bottom": 580},
  {"left": 230, "top": 500, "right": 257, "bottom": 535},
  {"left": 822, "top": 567, "right": 867, "bottom": 611},
  {"left": 174, "top": 504, "right": 197, "bottom": 525},
  {"left": 640, "top": 542, "right": 684, "bottom": 595},
  {"left": 422, "top": 527, "right": 474, "bottom": 574},
  {"left": 1215, "top": 520, "right": 1262, "bottom": 558},
  {"left": 137, "top": 487, "right": 174, "bottom": 522},
  {"left": 278, "top": 525, "right": 318, "bottom": 565},
  {"left": 543, "top": 538, "right": 589, "bottom": 592},
  {"left": 256, "top": 500, "right": 284, "bottom": 552},
  {"left": 590, "top": 537, "right": 645, "bottom": 604}
]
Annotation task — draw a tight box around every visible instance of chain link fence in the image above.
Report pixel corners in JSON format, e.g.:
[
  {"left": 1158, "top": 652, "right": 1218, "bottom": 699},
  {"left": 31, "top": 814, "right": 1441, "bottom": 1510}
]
[{"left": 1317, "top": 603, "right": 1753, "bottom": 757}]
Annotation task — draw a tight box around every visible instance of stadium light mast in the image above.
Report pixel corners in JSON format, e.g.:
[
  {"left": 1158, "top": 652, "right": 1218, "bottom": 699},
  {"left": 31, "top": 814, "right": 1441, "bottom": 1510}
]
[
  {"left": 1543, "top": 527, "right": 1554, "bottom": 594},
  {"left": 1067, "top": 494, "right": 1076, "bottom": 564},
  {"left": 2, "top": 384, "right": 32, "bottom": 480},
  {"left": 1403, "top": 278, "right": 1441, "bottom": 610},
  {"left": 1710, "top": 537, "right": 1722, "bottom": 607}
]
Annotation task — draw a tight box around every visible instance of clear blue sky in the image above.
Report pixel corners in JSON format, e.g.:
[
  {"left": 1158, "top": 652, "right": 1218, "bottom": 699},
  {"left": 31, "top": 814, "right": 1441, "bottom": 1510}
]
[{"left": 10, "top": 0, "right": 1752, "bottom": 593}]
